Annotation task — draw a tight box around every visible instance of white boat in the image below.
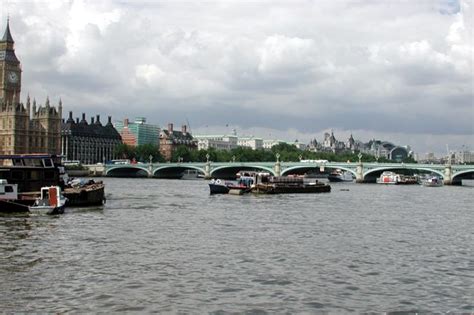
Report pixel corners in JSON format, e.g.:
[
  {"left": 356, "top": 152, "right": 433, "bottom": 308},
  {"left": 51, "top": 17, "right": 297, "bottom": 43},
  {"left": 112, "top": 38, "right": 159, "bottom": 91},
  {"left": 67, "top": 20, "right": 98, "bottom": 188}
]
[
  {"left": 0, "top": 179, "right": 30, "bottom": 212},
  {"left": 422, "top": 176, "right": 443, "bottom": 187},
  {"left": 327, "top": 169, "right": 354, "bottom": 182},
  {"left": 29, "top": 186, "right": 67, "bottom": 215},
  {"left": 378, "top": 171, "right": 400, "bottom": 184},
  {"left": 0, "top": 179, "right": 19, "bottom": 200},
  {"left": 181, "top": 169, "right": 205, "bottom": 180}
]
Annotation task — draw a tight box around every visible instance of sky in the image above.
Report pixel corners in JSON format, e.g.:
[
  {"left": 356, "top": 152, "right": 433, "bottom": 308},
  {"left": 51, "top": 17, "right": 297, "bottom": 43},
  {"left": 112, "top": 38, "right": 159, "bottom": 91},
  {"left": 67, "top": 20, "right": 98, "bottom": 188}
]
[{"left": 1, "top": 0, "right": 473, "bottom": 156}]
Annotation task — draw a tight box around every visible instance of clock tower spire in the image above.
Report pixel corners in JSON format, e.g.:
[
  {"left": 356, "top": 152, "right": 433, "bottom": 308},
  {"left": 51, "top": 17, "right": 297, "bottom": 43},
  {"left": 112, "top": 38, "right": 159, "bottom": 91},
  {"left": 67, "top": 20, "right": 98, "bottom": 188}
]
[{"left": 0, "top": 18, "right": 21, "bottom": 105}]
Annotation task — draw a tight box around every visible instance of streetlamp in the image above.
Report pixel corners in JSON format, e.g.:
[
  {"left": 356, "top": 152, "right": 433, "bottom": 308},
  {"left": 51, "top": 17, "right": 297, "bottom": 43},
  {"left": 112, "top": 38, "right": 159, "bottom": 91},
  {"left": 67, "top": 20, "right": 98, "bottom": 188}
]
[
  {"left": 358, "top": 152, "right": 362, "bottom": 164},
  {"left": 276, "top": 153, "right": 280, "bottom": 162},
  {"left": 232, "top": 155, "right": 236, "bottom": 163},
  {"left": 206, "top": 153, "right": 210, "bottom": 163},
  {"left": 149, "top": 154, "right": 153, "bottom": 164}
]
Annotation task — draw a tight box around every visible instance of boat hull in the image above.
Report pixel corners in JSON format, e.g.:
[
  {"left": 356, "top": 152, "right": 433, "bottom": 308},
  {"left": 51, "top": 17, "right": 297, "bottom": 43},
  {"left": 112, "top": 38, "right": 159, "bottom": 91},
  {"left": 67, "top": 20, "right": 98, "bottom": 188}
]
[
  {"left": 0, "top": 200, "right": 30, "bottom": 212},
  {"left": 209, "top": 183, "right": 230, "bottom": 195},
  {"left": 29, "top": 205, "right": 65, "bottom": 215},
  {"left": 327, "top": 175, "right": 353, "bottom": 182},
  {"left": 64, "top": 183, "right": 105, "bottom": 207},
  {"left": 252, "top": 183, "right": 331, "bottom": 194}
]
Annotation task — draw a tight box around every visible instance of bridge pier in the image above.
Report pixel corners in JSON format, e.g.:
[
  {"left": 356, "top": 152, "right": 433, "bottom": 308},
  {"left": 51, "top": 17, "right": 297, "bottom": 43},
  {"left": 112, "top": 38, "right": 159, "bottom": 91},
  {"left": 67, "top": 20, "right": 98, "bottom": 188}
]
[
  {"left": 443, "top": 164, "right": 453, "bottom": 185},
  {"left": 274, "top": 159, "right": 281, "bottom": 177},
  {"left": 355, "top": 161, "right": 364, "bottom": 183},
  {"left": 148, "top": 163, "right": 153, "bottom": 178},
  {"left": 204, "top": 161, "right": 211, "bottom": 179}
]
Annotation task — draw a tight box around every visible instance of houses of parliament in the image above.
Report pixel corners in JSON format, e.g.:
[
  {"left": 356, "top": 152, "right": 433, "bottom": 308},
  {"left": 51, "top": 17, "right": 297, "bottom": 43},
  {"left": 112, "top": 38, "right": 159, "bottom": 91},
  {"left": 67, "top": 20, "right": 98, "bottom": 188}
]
[{"left": 0, "top": 19, "right": 62, "bottom": 156}]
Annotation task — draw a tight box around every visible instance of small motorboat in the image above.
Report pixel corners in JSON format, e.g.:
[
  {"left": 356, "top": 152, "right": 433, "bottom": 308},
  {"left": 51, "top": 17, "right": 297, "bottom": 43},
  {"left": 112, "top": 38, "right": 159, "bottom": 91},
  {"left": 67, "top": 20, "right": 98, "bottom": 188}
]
[
  {"left": 29, "top": 186, "right": 67, "bottom": 215},
  {"left": 422, "top": 176, "right": 443, "bottom": 187},
  {"left": 208, "top": 175, "right": 254, "bottom": 195},
  {"left": 327, "top": 169, "right": 354, "bottom": 182},
  {"left": 378, "top": 171, "right": 400, "bottom": 184},
  {"left": 209, "top": 179, "right": 231, "bottom": 194}
]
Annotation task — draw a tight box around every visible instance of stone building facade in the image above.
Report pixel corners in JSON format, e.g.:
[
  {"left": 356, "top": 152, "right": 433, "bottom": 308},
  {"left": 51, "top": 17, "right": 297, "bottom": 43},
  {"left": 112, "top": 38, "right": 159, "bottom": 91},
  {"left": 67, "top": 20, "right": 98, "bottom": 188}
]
[
  {"left": 0, "top": 20, "right": 61, "bottom": 156},
  {"left": 159, "top": 123, "right": 196, "bottom": 161},
  {"left": 61, "top": 112, "right": 122, "bottom": 164}
]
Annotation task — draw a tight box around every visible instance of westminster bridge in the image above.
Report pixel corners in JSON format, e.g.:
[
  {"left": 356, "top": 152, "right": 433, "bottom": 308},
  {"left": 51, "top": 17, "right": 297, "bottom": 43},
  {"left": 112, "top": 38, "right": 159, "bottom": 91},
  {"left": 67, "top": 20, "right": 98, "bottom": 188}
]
[{"left": 96, "top": 157, "right": 474, "bottom": 185}]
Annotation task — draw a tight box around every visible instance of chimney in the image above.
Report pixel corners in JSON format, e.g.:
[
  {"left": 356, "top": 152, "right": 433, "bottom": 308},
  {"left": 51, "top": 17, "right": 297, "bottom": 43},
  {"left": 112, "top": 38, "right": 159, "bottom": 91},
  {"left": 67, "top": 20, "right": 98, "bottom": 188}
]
[
  {"left": 108, "top": 116, "right": 112, "bottom": 125},
  {"left": 96, "top": 115, "right": 101, "bottom": 124},
  {"left": 76, "top": 118, "right": 79, "bottom": 124},
  {"left": 182, "top": 125, "right": 187, "bottom": 134},
  {"left": 81, "top": 113, "right": 87, "bottom": 124},
  {"left": 168, "top": 123, "right": 173, "bottom": 132},
  {"left": 69, "top": 111, "right": 73, "bottom": 119},
  {"left": 124, "top": 118, "right": 129, "bottom": 127},
  {"left": 91, "top": 117, "right": 95, "bottom": 124}
]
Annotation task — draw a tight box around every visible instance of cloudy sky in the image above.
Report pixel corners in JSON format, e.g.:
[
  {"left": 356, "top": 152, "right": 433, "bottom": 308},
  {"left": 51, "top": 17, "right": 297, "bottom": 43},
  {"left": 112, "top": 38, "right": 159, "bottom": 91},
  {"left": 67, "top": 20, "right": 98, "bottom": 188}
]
[{"left": 2, "top": 0, "right": 472, "bottom": 156}]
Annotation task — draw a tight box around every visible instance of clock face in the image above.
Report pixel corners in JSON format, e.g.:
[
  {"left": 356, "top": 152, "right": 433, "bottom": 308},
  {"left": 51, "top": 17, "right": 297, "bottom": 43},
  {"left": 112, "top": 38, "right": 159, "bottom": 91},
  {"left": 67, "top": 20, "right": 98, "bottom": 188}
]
[{"left": 7, "top": 71, "right": 18, "bottom": 84}]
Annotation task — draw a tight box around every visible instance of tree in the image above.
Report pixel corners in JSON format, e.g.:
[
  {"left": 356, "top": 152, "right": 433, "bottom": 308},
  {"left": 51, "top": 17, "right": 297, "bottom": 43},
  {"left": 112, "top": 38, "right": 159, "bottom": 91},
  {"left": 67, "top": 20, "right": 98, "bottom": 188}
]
[
  {"left": 171, "top": 145, "right": 195, "bottom": 162},
  {"left": 114, "top": 144, "right": 135, "bottom": 160},
  {"left": 136, "top": 144, "right": 163, "bottom": 163},
  {"left": 114, "top": 143, "right": 164, "bottom": 162}
]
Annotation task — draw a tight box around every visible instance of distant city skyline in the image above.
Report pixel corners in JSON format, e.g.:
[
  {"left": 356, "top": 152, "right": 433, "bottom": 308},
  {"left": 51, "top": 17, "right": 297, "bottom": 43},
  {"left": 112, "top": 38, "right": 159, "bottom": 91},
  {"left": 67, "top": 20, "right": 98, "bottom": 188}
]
[{"left": 1, "top": 0, "right": 472, "bottom": 156}]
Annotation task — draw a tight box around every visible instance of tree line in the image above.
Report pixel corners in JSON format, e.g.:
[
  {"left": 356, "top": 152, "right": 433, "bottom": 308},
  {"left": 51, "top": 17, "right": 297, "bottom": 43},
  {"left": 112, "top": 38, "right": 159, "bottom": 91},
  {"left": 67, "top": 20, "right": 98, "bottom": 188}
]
[{"left": 114, "top": 143, "right": 417, "bottom": 164}]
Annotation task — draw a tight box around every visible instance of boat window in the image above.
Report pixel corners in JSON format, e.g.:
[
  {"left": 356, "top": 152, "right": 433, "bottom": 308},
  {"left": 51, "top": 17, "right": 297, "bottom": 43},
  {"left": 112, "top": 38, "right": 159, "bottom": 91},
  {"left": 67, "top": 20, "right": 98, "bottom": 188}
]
[
  {"left": 25, "top": 170, "right": 40, "bottom": 180},
  {"left": 24, "top": 159, "right": 43, "bottom": 167},
  {"left": 28, "top": 171, "right": 40, "bottom": 180},
  {"left": 42, "top": 159, "right": 54, "bottom": 168},
  {"left": 5, "top": 186, "right": 13, "bottom": 193},
  {"left": 12, "top": 159, "right": 24, "bottom": 166}
]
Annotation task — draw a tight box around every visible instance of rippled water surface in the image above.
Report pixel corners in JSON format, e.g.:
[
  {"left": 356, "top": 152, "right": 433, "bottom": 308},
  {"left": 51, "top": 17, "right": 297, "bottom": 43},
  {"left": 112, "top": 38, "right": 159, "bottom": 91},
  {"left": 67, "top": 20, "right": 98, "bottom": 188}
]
[{"left": 1, "top": 178, "right": 473, "bottom": 313}]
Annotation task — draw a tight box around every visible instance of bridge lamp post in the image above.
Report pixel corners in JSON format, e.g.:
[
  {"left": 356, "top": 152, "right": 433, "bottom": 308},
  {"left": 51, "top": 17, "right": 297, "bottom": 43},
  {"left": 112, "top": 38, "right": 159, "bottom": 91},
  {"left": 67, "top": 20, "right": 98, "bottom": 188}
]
[
  {"left": 276, "top": 153, "right": 280, "bottom": 162},
  {"left": 358, "top": 153, "right": 362, "bottom": 164},
  {"left": 206, "top": 153, "right": 210, "bottom": 163},
  {"left": 149, "top": 155, "right": 153, "bottom": 164},
  {"left": 232, "top": 155, "right": 236, "bottom": 163},
  {"left": 299, "top": 154, "right": 302, "bottom": 162}
]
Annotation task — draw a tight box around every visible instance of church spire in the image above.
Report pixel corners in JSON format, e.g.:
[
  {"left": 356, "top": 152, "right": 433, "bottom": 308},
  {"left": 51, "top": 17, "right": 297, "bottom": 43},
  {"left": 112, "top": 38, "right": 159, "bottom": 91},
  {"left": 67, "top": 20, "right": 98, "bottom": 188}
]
[{"left": 1, "top": 18, "right": 14, "bottom": 43}]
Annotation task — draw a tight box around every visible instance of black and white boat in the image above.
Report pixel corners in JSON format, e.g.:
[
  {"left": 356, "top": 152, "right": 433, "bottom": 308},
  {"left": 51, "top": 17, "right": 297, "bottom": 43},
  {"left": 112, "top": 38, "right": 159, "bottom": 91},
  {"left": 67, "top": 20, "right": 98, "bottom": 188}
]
[{"left": 208, "top": 173, "right": 254, "bottom": 195}]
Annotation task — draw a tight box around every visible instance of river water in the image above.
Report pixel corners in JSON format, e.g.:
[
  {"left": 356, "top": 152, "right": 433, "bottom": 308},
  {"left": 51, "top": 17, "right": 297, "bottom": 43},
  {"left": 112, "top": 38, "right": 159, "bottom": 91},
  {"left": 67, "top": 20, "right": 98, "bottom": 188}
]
[{"left": 0, "top": 178, "right": 472, "bottom": 313}]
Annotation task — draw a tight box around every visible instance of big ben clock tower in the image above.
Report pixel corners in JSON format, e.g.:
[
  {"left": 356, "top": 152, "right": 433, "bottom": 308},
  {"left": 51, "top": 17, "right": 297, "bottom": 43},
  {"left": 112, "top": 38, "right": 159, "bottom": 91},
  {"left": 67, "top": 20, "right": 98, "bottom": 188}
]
[{"left": 0, "top": 18, "right": 21, "bottom": 105}]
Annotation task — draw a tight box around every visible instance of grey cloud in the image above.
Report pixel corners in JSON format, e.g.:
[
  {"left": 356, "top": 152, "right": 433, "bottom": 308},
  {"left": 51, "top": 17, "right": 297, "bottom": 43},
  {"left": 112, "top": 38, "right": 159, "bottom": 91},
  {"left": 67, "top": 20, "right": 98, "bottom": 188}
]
[{"left": 4, "top": 0, "right": 473, "bottom": 155}]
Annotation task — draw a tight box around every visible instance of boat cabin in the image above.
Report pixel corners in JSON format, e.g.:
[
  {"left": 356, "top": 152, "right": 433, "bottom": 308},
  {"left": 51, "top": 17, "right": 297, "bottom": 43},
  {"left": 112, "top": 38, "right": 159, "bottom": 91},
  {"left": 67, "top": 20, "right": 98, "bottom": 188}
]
[
  {"left": 0, "top": 155, "right": 63, "bottom": 192},
  {"left": 0, "top": 179, "right": 19, "bottom": 200}
]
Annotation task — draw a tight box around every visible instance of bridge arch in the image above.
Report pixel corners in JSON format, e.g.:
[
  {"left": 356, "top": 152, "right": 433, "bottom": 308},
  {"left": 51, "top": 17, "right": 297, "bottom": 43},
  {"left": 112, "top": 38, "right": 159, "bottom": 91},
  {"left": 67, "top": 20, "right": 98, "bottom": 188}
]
[
  {"left": 452, "top": 170, "right": 474, "bottom": 185},
  {"left": 363, "top": 166, "right": 444, "bottom": 183},
  {"left": 105, "top": 166, "right": 150, "bottom": 177},
  {"left": 153, "top": 165, "right": 205, "bottom": 179},
  {"left": 210, "top": 165, "right": 275, "bottom": 179},
  {"left": 281, "top": 165, "right": 357, "bottom": 177},
  {"left": 364, "top": 166, "right": 444, "bottom": 178}
]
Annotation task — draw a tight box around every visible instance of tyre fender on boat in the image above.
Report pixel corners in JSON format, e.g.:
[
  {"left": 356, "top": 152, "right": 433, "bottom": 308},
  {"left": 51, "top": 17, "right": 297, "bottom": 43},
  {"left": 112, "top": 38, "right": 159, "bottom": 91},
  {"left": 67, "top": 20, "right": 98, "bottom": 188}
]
[{"left": 215, "top": 179, "right": 222, "bottom": 185}]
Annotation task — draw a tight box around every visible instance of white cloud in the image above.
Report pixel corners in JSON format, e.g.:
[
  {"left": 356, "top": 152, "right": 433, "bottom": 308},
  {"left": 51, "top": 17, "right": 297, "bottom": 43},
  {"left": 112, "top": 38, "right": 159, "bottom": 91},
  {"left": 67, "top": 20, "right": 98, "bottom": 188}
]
[{"left": 258, "top": 35, "right": 317, "bottom": 76}]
